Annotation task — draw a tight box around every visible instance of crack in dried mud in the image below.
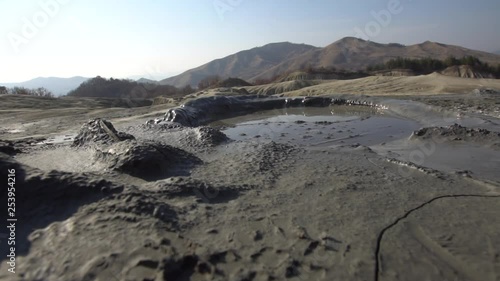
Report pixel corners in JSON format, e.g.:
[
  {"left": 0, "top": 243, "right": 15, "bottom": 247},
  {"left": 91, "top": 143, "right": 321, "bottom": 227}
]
[{"left": 374, "top": 194, "right": 500, "bottom": 281}]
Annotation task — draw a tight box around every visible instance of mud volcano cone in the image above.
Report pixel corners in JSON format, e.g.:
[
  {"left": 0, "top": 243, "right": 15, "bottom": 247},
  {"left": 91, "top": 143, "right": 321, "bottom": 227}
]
[{"left": 73, "top": 118, "right": 135, "bottom": 147}]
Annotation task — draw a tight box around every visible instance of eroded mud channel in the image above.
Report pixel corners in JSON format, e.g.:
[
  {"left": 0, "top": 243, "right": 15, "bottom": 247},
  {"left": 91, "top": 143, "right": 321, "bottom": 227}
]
[{"left": 1, "top": 95, "right": 500, "bottom": 281}]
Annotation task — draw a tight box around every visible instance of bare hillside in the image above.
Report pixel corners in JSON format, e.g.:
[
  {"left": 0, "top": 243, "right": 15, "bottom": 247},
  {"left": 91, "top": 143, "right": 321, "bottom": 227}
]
[
  {"left": 159, "top": 42, "right": 319, "bottom": 88},
  {"left": 252, "top": 38, "right": 500, "bottom": 81},
  {"left": 160, "top": 37, "right": 500, "bottom": 88}
]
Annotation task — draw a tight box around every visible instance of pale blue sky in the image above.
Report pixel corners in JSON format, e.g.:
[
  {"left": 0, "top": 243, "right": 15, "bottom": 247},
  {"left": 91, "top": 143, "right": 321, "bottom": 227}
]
[{"left": 1, "top": 0, "right": 499, "bottom": 82}]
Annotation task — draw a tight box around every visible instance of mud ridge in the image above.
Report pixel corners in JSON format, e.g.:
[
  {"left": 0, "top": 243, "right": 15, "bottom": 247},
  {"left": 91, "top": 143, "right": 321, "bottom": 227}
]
[
  {"left": 384, "top": 158, "right": 447, "bottom": 178},
  {"left": 157, "top": 95, "right": 384, "bottom": 127},
  {"left": 374, "top": 194, "right": 500, "bottom": 281}
]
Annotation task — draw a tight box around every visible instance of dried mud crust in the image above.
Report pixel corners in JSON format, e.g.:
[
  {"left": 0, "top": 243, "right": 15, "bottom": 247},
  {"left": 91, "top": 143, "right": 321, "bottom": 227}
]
[
  {"left": 408, "top": 89, "right": 500, "bottom": 119},
  {"left": 412, "top": 123, "right": 500, "bottom": 148},
  {"left": 0, "top": 156, "right": 258, "bottom": 281},
  {"left": 376, "top": 195, "right": 500, "bottom": 281},
  {"left": 193, "top": 141, "right": 300, "bottom": 188},
  {"left": 0, "top": 153, "right": 124, "bottom": 259},
  {"left": 2, "top": 140, "right": 500, "bottom": 281}
]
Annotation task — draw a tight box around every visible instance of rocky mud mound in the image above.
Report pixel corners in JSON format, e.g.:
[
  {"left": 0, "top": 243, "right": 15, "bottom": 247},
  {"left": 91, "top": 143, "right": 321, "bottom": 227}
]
[
  {"left": 73, "top": 118, "right": 135, "bottom": 147},
  {"left": 412, "top": 124, "right": 500, "bottom": 147},
  {"left": 253, "top": 142, "right": 297, "bottom": 174},
  {"left": 70, "top": 118, "right": 205, "bottom": 180},
  {"left": 192, "top": 127, "right": 229, "bottom": 147},
  {"left": 137, "top": 120, "right": 230, "bottom": 149},
  {"left": 94, "top": 140, "right": 203, "bottom": 180}
]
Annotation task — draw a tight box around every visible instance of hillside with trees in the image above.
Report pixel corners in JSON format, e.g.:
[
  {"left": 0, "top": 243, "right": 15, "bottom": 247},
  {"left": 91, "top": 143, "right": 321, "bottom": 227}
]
[
  {"left": 0, "top": 86, "right": 54, "bottom": 97},
  {"left": 253, "top": 66, "right": 368, "bottom": 85},
  {"left": 197, "top": 76, "right": 253, "bottom": 90},
  {"left": 367, "top": 56, "right": 500, "bottom": 77},
  {"left": 160, "top": 38, "right": 500, "bottom": 87},
  {"left": 67, "top": 76, "right": 194, "bottom": 99}
]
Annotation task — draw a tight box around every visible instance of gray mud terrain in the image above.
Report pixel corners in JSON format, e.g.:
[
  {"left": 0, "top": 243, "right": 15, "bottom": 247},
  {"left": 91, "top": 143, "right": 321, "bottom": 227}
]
[{"left": 1, "top": 94, "right": 500, "bottom": 281}]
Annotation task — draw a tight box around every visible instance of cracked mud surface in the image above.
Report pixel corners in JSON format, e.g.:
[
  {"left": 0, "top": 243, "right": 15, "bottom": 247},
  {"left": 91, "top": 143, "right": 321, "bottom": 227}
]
[{"left": 1, "top": 94, "right": 500, "bottom": 281}]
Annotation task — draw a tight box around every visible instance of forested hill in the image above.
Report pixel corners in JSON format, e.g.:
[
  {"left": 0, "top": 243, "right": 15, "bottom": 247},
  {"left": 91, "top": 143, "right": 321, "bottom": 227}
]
[{"left": 67, "top": 76, "right": 194, "bottom": 99}]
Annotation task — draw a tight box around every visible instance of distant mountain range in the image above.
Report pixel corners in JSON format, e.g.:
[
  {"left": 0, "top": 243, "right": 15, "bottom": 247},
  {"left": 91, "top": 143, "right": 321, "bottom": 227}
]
[
  {"left": 3, "top": 38, "right": 500, "bottom": 93},
  {"left": 160, "top": 37, "right": 500, "bottom": 88},
  {"left": 136, "top": 78, "right": 158, "bottom": 84},
  {"left": 159, "top": 42, "right": 319, "bottom": 87},
  {"left": 0, "top": 76, "right": 90, "bottom": 96}
]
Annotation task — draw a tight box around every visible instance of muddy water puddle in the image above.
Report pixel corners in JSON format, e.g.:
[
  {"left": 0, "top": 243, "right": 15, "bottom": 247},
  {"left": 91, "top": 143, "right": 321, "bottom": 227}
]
[{"left": 211, "top": 106, "right": 421, "bottom": 147}]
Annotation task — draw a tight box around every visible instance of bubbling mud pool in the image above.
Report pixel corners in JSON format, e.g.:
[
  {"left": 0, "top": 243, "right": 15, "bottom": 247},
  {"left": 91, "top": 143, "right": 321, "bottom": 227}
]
[{"left": 211, "top": 105, "right": 421, "bottom": 147}]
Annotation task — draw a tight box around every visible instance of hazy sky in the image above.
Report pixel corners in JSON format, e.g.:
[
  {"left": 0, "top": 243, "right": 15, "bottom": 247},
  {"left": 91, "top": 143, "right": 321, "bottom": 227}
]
[{"left": 1, "top": 0, "right": 499, "bottom": 82}]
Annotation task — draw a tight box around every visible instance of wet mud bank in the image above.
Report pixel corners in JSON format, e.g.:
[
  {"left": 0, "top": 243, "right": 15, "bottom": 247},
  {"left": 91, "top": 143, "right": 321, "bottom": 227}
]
[
  {"left": 159, "top": 94, "right": 500, "bottom": 133},
  {"left": 161, "top": 95, "right": 386, "bottom": 127}
]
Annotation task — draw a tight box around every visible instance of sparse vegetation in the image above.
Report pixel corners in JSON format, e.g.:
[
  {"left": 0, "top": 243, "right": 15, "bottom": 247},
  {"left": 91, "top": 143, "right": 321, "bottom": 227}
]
[
  {"left": 196, "top": 76, "right": 252, "bottom": 90},
  {"left": 0, "top": 86, "right": 54, "bottom": 97},
  {"left": 197, "top": 75, "right": 222, "bottom": 90},
  {"left": 301, "top": 66, "right": 368, "bottom": 78},
  {"left": 67, "top": 76, "right": 195, "bottom": 98},
  {"left": 217, "top": 77, "right": 252, "bottom": 87},
  {"left": 253, "top": 74, "right": 283, "bottom": 85},
  {"left": 253, "top": 66, "right": 368, "bottom": 85},
  {"left": 367, "top": 56, "right": 500, "bottom": 78}
]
